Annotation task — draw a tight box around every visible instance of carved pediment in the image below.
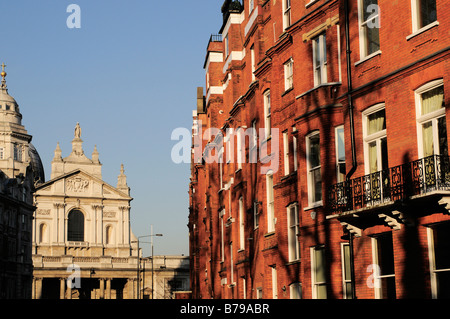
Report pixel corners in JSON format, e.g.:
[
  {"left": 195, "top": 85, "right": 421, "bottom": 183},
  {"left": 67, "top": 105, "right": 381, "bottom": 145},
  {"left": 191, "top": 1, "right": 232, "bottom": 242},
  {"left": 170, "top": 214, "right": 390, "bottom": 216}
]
[{"left": 66, "top": 177, "right": 89, "bottom": 193}]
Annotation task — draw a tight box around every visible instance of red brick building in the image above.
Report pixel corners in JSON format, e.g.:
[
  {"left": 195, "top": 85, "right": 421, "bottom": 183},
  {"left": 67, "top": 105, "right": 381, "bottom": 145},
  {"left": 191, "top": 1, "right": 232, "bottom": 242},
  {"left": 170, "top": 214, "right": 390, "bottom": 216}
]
[{"left": 189, "top": 0, "right": 450, "bottom": 299}]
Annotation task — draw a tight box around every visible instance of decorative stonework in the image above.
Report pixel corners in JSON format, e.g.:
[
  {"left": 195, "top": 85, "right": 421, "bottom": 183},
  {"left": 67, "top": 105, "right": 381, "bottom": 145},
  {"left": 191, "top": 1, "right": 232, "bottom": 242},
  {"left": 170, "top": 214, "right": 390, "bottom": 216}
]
[
  {"left": 37, "top": 209, "right": 51, "bottom": 215},
  {"left": 67, "top": 177, "right": 89, "bottom": 192},
  {"left": 103, "top": 211, "right": 116, "bottom": 218}
]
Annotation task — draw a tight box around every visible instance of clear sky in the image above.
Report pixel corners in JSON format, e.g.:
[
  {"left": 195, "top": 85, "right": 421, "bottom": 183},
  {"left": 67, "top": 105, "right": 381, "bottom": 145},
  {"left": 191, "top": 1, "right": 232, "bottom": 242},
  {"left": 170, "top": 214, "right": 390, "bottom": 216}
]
[{"left": 1, "top": 0, "right": 224, "bottom": 257}]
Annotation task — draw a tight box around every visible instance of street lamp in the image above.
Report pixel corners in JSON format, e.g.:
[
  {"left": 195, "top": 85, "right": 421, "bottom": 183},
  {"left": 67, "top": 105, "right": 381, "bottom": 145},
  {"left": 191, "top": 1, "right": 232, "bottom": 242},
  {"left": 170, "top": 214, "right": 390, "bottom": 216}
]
[{"left": 132, "top": 226, "right": 163, "bottom": 299}]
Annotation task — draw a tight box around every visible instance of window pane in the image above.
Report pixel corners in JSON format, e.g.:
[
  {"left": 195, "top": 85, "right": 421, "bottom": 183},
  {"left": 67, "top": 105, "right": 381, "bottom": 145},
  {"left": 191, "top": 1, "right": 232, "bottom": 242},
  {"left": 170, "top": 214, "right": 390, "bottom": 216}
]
[
  {"left": 343, "top": 245, "right": 351, "bottom": 280},
  {"left": 367, "top": 109, "right": 386, "bottom": 135},
  {"left": 363, "top": 0, "right": 379, "bottom": 21},
  {"left": 419, "top": 0, "right": 437, "bottom": 28},
  {"left": 317, "top": 284, "right": 327, "bottom": 299},
  {"left": 345, "top": 282, "right": 353, "bottom": 299},
  {"left": 68, "top": 210, "right": 84, "bottom": 242},
  {"left": 422, "top": 86, "right": 444, "bottom": 115},
  {"left": 438, "top": 117, "right": 448, "bottom": 156},
  {"left": 369, "top": 141, "right": 378, "bottom": 173},
  {"left": 314, "top": 247, "right": 326, "bottom": 283},
  {"left": 309, "top": 134, "right": 320, "bottom": 168},
  {"left": 313, "top": 168, "right": 322, "bottom": 202},
  {"left": 437, "top": 272, "right": 450, "bottom": 299},
  {"left": 422, "top": 121, "right": 434, "bottom": 157},
  {"left": 337, "top": 128, "right": 346, "bottom": 162},
  {"left": 377, "top": 233, "right": 395, "bottom": 276},
  {"left": 314, "top": 37, "right": 321, "bottom": 66},
  {"left": 381, "top": 137, "right": 389, "bottom": 170},
  {"left": 380, "top": 276, "right": 396, "bottom": 299},
  {"left": 364, "top": 25, "right": 380, "bottom": 55},
  {"left": 434, "top": 223, "right": 450, "bottom": 270}
]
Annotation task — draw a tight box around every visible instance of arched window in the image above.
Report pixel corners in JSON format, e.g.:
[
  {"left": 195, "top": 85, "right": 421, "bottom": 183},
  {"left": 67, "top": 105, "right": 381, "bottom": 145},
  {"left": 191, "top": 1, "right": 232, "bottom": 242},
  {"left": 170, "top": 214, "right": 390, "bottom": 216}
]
[{"left": 67, "top": 210, "right": 84, "bottom": 242}]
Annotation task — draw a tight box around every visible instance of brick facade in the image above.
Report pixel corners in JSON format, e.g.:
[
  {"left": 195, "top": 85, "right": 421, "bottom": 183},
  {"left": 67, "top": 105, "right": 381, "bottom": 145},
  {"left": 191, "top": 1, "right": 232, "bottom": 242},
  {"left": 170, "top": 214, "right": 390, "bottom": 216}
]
[{"left": 189, "top": 0, "right": 450, "bottom": 299}]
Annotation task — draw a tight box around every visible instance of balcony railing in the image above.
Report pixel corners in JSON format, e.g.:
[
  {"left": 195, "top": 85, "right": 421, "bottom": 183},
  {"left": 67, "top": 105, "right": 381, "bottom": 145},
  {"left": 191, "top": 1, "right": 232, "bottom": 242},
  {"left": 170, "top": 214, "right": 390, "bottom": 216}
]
[{"left": 328, "top": 155, "right": 450, "bottom": 214}]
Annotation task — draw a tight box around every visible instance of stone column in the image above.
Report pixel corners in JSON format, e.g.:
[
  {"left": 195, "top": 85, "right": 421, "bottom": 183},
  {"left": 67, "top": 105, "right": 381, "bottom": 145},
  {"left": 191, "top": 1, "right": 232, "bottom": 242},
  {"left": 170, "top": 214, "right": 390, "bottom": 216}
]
[
  {"left": 67, "top": 278, "right": 72, "bottom": 299},
  {"left": 127, "top": 278, "right": 135, "bottom": 299},
  {"left": 33, "top": 277, "right": 43, "bottom": 299},
  {"left": 99, "top": 278, "right": 105, "bottom": 299},
  {"left": 106, "top": 279, "right": 111, "bottom": 299},
  {"left": 60, "top": 278, "right": 66, "bottom": 299}
]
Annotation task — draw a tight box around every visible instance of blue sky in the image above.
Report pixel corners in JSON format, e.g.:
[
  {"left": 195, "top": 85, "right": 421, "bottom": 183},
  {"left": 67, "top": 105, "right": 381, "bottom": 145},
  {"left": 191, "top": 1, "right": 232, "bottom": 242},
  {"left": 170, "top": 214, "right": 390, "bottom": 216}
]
[{"left": 1, "top": 1, "right": 223, "bottom": 256}]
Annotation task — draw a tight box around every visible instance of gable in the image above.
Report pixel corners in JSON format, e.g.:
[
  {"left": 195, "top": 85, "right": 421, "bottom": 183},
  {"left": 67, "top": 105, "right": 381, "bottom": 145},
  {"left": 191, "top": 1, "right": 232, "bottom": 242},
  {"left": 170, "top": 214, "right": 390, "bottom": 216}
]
[{"left": 35, "top": 169, "right": 132, "bottom": 201}]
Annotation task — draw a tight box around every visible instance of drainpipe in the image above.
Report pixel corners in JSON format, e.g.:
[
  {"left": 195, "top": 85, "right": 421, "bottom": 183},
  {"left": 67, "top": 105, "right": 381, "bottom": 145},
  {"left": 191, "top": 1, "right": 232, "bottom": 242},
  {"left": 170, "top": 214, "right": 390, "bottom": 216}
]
[
  {"left": 344, "top": 0, "right": 357, "bottom": 300},
  {"left": 344, "top": 0, "right": 357, "bottom": 181}
]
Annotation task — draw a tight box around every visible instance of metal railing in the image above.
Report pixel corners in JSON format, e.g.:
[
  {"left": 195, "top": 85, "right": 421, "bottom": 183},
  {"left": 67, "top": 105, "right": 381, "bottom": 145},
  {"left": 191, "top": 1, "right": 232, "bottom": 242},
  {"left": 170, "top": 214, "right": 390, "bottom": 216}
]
[{"left": 328, "top": 154, "right": 450, "bottom": 214}]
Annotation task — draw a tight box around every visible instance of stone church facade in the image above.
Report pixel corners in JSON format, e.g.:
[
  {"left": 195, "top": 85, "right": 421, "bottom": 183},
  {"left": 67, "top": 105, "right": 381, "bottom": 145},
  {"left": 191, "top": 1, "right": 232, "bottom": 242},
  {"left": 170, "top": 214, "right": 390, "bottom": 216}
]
[
  {"left": 31, "top": 125, "right": 190, "bottom": 299},
  {"left": 31, "top": 125, "right": 140, "bottom": 299}
]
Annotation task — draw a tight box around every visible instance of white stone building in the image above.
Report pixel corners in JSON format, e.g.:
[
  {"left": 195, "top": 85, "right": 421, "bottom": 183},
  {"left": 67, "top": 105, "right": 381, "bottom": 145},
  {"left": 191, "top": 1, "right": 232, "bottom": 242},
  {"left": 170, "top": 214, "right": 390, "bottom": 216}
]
[{"left": 32, "top": 125, "right": 189, "bottom": 299}]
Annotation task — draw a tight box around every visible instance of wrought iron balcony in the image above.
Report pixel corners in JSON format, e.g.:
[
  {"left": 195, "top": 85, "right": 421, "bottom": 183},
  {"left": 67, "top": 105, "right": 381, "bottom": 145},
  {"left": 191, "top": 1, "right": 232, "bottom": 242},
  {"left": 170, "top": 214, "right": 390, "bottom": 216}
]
[{"left": 328, "top": 155, "right": 450, "bottom": 214}]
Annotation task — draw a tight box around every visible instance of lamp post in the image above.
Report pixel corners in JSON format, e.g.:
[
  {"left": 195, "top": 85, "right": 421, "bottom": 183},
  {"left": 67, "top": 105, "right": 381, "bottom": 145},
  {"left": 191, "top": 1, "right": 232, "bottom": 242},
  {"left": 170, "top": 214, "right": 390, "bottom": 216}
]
[
  {"left": 151, "top": 225, "right": 163, "bottom": 299},
  {"left": 132, "top": 226, "right": 163, "bottom": 299}
]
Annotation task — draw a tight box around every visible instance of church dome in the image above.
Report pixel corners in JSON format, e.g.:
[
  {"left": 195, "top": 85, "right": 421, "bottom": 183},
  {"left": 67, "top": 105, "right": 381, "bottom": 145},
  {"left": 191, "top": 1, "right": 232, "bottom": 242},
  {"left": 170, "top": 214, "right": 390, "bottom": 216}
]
[
  {"left": 0, "top": 89, "right": 17, "bottom": 104},
  {"left": 28, "top": 143, "right": 45, "bottom": 185}
]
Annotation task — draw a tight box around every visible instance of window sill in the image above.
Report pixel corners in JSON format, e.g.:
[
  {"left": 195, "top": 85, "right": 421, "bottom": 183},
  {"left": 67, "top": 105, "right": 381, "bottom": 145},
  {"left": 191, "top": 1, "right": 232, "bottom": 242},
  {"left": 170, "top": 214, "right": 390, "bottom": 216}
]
[
  {"left": 285, "top": 259, "right": 301, "bottom": 266},
  {"left": 264, "top": 231, "right": 276, "bottom": 238},
  {"left": 304, "top": 201, "right": 323, "bottom": 211},
  {"left": 406, "top": 21, "right": 439, "bottom": 41},
  {"left": 355, "top": 50, "right": 382, "bottom": 66},
  {"left": 296, "top": 82, "right": 341, "bottom": 100},
  {"left": 305, "top": 0, "right": 319, "bottom": 8},
  {"left": 282, "top": 87, "right": 294, "bottom": 97}
]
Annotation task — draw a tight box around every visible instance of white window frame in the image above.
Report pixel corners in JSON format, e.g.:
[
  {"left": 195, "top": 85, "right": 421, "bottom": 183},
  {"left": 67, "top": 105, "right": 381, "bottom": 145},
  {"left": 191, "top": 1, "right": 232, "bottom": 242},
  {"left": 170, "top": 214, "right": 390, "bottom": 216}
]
[
  {"left": 284, "top": 58, "right": 294, "bottom": 91},
  {"left": 283, "top": 0, "right": 291, "bottom": 30},
  {"left": 362, "top": 103, "right": 387, "bottom": 175},
  {"left": 256, "top": 287, "right": 263, "bottom": 299},
  {"left": 341, "top": 243, "right": 353, "bottom": 299},
  {"left": 411, "top": 0, "right": 438, "bottom": 33},
  {"left": 289, "top": 282, "right": 302, "bottom": 299},
  {"left": 239, "top": 197, "right": 245, "bottom": 250},
  {"left": 266, "top": 171, "right": 275, "bottom": 233},
  {"left": 249, "top": 0, "right": 254, "bottom": 15},
  {"left": 225, "top": 34, "right": 229, "bottom": 57},
  {"left": 311, "top": 245, "right": 327, "bottom": 299},
  {"left": 371, "top": 233, "right": 395, "bottom": 299},
  {"left": 253, "top": 200, "right": 259, "bottom": 229},
  {"left": 287, "top": 203, "right": 300, "bottom": 262},
  {"left": 306, "top": 131, "right": 322, "bottom": 206},
  {"left": 427, "top": 223, "right": 450, "bottom": 299},
  {"left": 271, "top": 266, "right": 278, "bottom": 299},
  {"left": 283, "top": 131, "right": 290, "bottom": 176},
  {"left": 358, "top": 0, "right": 381, "bottom": 59},
  {"left": 415, "top": 79, "right": 446, "bottom": 158},
  {"left": 335, "top": 126, "right": 346, "bottom": 183},
  {"left": 230, "top": 242, "right": 235, "bottom": 285},
  {"left": 293, "top": 132, "right": 298, "bottom": 172},
  {"left": 251, "top": 45, "right": 256, "bottom": 81},
  {"left": 312, "top": 33, "right": 327, "bottom": 86},
  {"left": 237, "top": 128, "right": 243, "bottom": 170},
  {"left": 264, "top": 90, "right": 271, "bottom": 139},
  {"left": 220, "top": 209, "right": 225, "bottom": 262}
]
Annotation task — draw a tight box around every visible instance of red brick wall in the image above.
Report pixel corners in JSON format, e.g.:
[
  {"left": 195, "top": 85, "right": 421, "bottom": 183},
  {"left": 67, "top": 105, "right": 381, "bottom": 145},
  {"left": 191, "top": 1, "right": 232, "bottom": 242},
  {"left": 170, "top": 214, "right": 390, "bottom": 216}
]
[{"left": 189, "top": 0, "right": 450, "bottom": 299}]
